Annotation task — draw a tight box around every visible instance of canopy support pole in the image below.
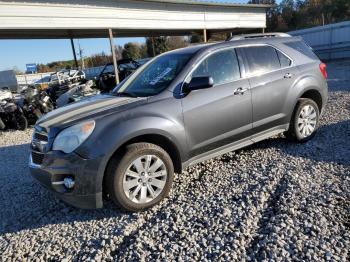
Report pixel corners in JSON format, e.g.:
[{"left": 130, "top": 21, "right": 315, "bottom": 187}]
[
  {"left": 203, "top": 29, "right": 207, "bottom": 42},
  {"left": 108, "top": 28, "right": 120, "bottom": 85}
]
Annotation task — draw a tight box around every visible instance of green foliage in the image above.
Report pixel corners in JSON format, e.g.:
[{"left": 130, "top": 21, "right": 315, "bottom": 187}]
[
  {"left": 190, "top": 34, "right": 204, "bottom": 43},
  {"left": 122, "top": 42, "right": 144, "bottom": 60},
  {"left": 146, "top": 37, "right": 169, "bottom": 57},
  {"left": 250, "top": 0, "right": 350, "bottom": 31}
]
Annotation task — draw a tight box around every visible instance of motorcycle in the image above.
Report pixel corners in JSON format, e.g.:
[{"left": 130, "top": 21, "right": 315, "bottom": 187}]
[
  {"left": 0, "top": 99, "right": 28, "bottom": 131},
  {"left": 20, "top": 85, "right": 54, "bottom": 125}
]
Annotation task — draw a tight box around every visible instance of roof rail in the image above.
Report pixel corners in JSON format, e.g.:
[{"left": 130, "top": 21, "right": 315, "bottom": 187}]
[{"left": 228, "top": 33, "right": 291, "bottom": 41}]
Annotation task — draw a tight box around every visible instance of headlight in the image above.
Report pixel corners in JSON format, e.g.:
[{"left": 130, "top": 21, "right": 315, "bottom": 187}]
[{"left": 52, "top": 121, "right": 95, "bottom": 154}]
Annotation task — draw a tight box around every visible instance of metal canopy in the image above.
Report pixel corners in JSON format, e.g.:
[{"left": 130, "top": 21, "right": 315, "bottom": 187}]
[{"left": 0, "top": 0, "right": 270, "bottom": 39}]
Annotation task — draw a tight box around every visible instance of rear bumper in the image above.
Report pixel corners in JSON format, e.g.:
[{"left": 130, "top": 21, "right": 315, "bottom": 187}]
[{"left": 29, "top": 151, "right": 104, "bottom": 209}]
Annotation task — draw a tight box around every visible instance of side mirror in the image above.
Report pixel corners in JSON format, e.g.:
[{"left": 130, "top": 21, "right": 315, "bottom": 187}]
[{"left": 188, "top": 76, "right": 214, "bottom": 91}]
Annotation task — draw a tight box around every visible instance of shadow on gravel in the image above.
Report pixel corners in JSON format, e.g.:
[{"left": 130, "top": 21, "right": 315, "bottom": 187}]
[
  {"left": 0, "top": 120, "right": 349, "bottom": 236},
  {"left": 249, "top": 120, "right": 350, "bottom": 166},
  {"left": 0, "top": 143, "right": 133, "bottom": 235}
]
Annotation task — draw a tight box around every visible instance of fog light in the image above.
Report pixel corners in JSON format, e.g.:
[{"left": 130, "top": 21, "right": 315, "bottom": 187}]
[{"left": 64, "top": 177, "right": 75, "bottom": 189}]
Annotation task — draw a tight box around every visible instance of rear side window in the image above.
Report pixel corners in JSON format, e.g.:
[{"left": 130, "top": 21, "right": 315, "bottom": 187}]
[
  {"left": 285, "top": 41, "right": 319, "bottom": 60},
  {"left": 192, "top": 49, "right": 241, "bottom": 85},
  {"left": 239, "top": 46, "right": 281, "bottom": 76},
  {"left": 276, "top": 50, "right": 292, "bottom": 67}
]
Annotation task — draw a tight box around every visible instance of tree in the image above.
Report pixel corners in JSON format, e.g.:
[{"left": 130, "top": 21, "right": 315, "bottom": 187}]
[
  {"left": 146, "top": 37, "right": 168, "bottom": 57},
  {"left": 165, "top": 36, "right": 189, "bottom": 50},
  {"left": 190, "top": 34, "right": 204, "bottom": 43},
  {"left": 279, "top": 0, "right": 299, "bottom": 30},
  {"left": 122, "top": 42, "right": 143, "bottom": 60}
]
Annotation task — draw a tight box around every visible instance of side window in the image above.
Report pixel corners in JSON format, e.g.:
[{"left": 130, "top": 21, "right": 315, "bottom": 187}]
[
  {"left": 276, "top": 50, "right": 292, "bottom": 68},
  {"left": 240, "top": 46, "right": 281, "bottom": 76},
  {"left": 191, "top": 49, "right": 240, "bottom": 86}
]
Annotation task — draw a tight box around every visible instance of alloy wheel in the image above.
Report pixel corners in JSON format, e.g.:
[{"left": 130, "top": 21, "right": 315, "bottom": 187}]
[
  {"left": 297, "top": 104, "right": 317, "bottom": 138},
  {"left": 122, "top": 155, "right": 167, "bottom": 204}
]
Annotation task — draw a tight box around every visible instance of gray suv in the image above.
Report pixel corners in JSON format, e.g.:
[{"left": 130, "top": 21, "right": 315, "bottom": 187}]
[{"left": 30, "top": 33, "right": 328, "bottom": 211}]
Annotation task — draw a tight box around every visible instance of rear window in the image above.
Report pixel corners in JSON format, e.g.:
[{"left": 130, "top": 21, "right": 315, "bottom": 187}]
[
  {"left": 285, "top": 41, "right": 319, "bottom": 60},
  {"left": 276, "top": 50, "right": 292, "bottom": 67},
  {"left": 239, "top": 46, "right": 281, "bottom": 76}
]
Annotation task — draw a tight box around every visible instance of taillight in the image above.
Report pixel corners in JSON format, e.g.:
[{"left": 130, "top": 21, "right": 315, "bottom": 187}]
[{"left": 319, "top": 63, "right": 328, "bottom": 79}]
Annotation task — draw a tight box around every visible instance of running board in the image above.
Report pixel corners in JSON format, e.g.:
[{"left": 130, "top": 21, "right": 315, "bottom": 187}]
[{"left": 183, "top": 125, "right": 288, "bottom": 169}]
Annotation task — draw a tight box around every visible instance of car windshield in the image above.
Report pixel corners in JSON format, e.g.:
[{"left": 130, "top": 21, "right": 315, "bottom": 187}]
[{"left": 113, "top": 52, "right": 193, "bottom": 97}]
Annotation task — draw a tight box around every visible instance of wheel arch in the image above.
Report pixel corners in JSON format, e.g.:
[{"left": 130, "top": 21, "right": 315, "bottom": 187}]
[
  {"left": 102, "top": 133, "right": 183, "bottom": 196},
  {"left": 299, "top": 89, "right": 323, "bottom": 112}
]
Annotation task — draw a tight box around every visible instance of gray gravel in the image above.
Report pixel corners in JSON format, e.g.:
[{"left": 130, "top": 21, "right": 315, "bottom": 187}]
[{"left": 1, "top": 61, "right": 349, "bottom": 261}]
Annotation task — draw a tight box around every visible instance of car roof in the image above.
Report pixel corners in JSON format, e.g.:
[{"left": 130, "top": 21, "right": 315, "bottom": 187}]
[{"left": 165, "top": 34, "right": 302, "bottom": 57}]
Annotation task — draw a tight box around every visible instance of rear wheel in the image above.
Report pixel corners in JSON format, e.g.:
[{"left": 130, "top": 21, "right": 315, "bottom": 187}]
[
  {"left": 285, "top": 98, "right": 320, "bottom": 142},
  {"left": 16, "top": 114, "right": 28, "bottom": 131},
  {"left": 106, "top": 143, "right": 174, "bottom": 211}
]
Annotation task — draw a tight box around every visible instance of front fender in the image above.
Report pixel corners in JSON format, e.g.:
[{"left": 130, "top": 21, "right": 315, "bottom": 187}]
[{"left": 75, "top": 103, "right": 187, "bottom": 193}]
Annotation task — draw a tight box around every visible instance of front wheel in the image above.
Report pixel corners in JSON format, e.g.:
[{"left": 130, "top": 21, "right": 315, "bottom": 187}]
[
  {"left": 285, "top": 98, "right": 320, "bottom": 142},
  {"left": 0, "top": 118, "right": 5, "bottom": 130},
  {"left": 106, "top": 143, "right": 174, "bottom": 211}
]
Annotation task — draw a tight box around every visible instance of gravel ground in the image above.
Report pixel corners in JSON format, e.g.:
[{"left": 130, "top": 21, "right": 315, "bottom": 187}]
[{"left": 0, "top": 61, "right": 349, "bottom": 261}]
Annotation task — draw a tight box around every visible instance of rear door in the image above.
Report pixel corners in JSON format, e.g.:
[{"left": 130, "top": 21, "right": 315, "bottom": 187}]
[
  {"left": 182, "top": 48, "right": 252, "bottom": 157},
  {"left": 237, "top": 45, "right": 297, "bottom": 133}
]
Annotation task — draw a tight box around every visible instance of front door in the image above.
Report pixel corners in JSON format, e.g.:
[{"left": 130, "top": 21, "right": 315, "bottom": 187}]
[{"left": 181, "top": 48, "right": 253, "bottom": 158}]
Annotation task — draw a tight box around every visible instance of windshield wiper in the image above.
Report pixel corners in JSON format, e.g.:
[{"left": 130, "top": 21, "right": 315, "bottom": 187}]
[{"left": 113, "top": 91, "right": 137, "bottom": 98}]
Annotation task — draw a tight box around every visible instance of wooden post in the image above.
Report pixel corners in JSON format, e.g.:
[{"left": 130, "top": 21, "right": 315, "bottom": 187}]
[
  {"left": 70, "top": 38, "right": 79, "bottom": 69},
  {"left": 108, "top": 29, "right": 120, "bottom": 85},
  {"left": 203, "top": 29, "right": 207, "bottom": 43}
]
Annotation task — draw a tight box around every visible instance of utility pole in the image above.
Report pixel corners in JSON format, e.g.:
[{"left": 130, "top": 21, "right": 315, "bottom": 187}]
[
  {"left": 322, "top": 13, "right": 325, "bottom": 26},
  {"left": 151, "top": 37, "right": 156, "bottom": 57},
  {"left": 78, "top": 40, "right": 85, "bottom": 70},
  {"left": 70, "top": 38, "right": 79, "bottom": 69}
]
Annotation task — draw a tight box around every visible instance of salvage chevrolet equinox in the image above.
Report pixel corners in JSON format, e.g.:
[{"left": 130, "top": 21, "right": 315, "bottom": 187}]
[{"left": 30, "top": 33, "right": 328, "bottom": 211}]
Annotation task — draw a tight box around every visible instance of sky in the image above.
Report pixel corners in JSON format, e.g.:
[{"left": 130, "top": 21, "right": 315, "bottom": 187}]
[{"left": 0, "top": 0, "right": 281, "bottom": 72}]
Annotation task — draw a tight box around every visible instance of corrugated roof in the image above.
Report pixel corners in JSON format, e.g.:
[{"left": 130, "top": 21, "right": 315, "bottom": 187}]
[{"left": 141, "top": 0, "right": 273, "bottom": 8}]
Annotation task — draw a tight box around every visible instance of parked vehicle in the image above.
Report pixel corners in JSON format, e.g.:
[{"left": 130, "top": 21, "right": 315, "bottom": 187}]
[
  {"left": 56, "top": 80, "right": 100, "bottom": 107},
  {"left": 0, "top": 70, "right": 18, "bottom": 92},
  {"left": 29, "top": 33, "right": 328, "bottom": 211},
  {"left": 20, "top": 85, "right": 54, "bottom": 125},
  {"left": 95, "top": 59, "right": 148, "bottom": 92},
  {"left": 49, "top": 69, "right": 86, "bottom": 87}
]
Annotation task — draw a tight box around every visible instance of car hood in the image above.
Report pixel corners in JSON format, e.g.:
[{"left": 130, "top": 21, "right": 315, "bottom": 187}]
[{"left": 37, "top": 94, "right": 145, "bottom": 129}]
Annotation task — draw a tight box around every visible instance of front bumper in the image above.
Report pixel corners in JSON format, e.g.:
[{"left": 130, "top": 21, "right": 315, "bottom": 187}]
[{"left": 29, "top": 151, "right": 104, "bottom": 209}]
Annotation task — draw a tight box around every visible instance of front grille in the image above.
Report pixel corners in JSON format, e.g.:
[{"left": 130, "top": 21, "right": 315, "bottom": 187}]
[
  {"left": 34, "top": 132, "right": 48, "bottom": 142},
  {"left": 32, "top": 151, "right": 44, "bottom": 165}
]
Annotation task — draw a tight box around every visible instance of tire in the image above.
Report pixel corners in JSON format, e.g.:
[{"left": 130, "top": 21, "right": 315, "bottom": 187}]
[
  {"left": 106, "top": 142, "right": 174, "bottom": 212},
  {"left": 0, "top": 118, "right": 5, "bottom": 130},
  {"left": 285, "top": 98, "right": 320, "bottom": 143},
  {"left": 16, "top": 114, "right": 28, "bottom": 131}
]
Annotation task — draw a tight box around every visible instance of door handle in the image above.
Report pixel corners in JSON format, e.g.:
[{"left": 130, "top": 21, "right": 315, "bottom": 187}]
[
  {"left": 284, "top": 73, "right": 293, "bottom": 79},
  {"left": 234, "top": 87, "right": 248, "bottom": 95}
]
